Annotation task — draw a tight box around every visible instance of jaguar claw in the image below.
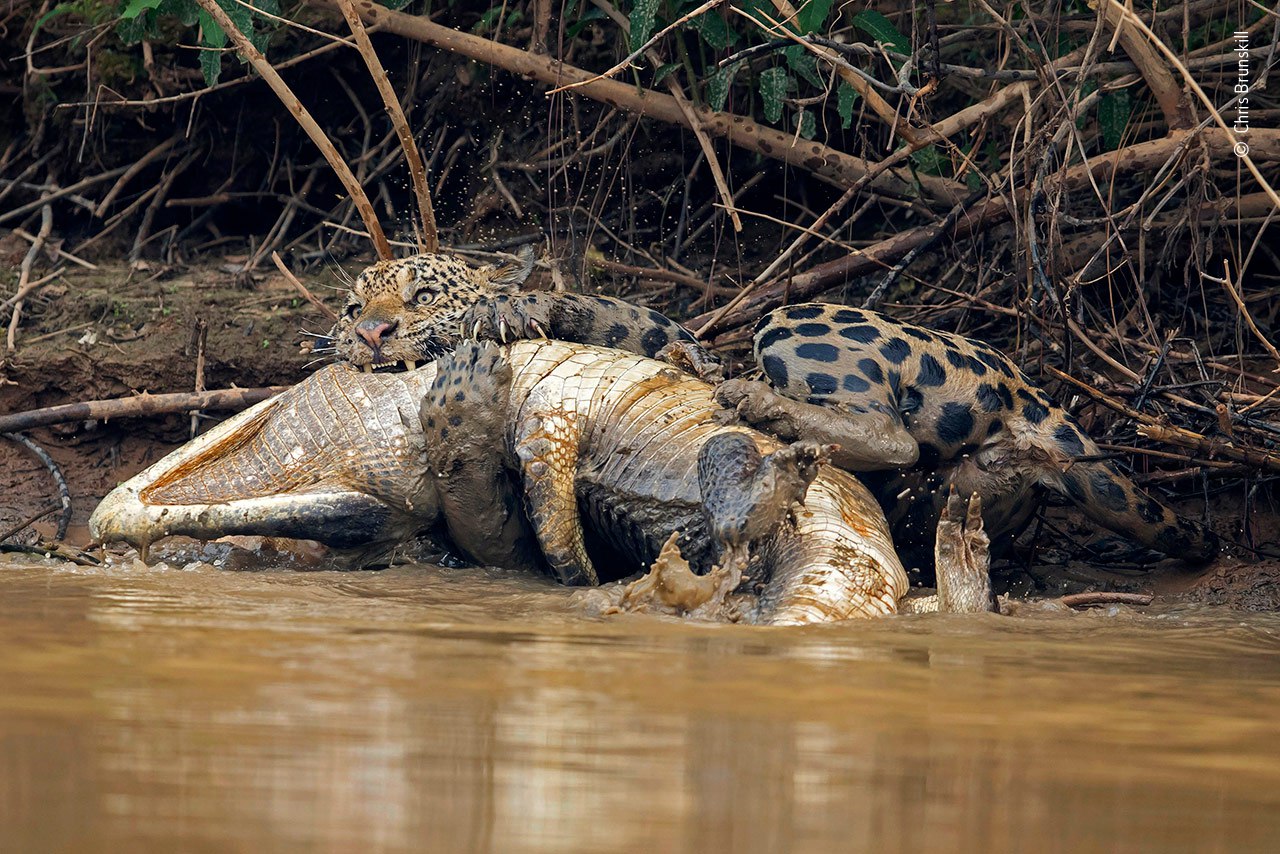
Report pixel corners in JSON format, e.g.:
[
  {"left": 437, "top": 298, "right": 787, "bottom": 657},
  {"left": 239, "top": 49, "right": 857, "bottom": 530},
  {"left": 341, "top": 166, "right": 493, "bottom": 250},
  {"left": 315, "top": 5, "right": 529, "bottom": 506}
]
[
  {"left": 472, "top": 321, "right": 483, "bottom": 339},
  {"left": 498, "top": 318, "right": 510, "bottom": 343}
]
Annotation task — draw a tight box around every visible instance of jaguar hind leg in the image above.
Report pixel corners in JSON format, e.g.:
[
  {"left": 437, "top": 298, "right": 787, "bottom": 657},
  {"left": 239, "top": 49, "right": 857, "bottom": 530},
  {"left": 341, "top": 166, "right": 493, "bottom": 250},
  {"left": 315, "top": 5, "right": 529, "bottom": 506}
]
[
  {"left": 1053, "top": 460, "right": 1219, "bottom": 563},
  {"left": 715, "top": 378, "right": 917, "bottom": 471}
]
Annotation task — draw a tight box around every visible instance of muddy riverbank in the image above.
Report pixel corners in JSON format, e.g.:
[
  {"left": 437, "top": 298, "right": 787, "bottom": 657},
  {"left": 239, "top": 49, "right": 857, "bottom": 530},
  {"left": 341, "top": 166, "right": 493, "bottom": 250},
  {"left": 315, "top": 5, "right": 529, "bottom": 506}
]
[{"left": 1, "top": 262, "right": 1278, "bottom": 609}]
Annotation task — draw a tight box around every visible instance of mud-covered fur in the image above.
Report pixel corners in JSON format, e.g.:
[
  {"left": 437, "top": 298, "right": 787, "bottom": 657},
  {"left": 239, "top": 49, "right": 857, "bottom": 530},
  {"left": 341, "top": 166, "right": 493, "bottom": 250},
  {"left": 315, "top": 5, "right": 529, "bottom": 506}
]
[
  {"left": 331, "top": 249, "right": 537, "bottom": 368},
  {"left": 742, "top": 303, "right": 1218, "bottom": 570},
  {"left": 420, "top": 342, "right": 545, "bottom": 576}
]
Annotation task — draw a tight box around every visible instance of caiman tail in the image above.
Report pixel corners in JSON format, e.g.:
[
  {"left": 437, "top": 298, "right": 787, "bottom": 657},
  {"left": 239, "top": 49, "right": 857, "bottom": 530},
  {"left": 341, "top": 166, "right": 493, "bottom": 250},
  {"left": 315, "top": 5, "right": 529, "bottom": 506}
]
[{"left": 90, "top": 365, "right": 440, "bottom": 558}]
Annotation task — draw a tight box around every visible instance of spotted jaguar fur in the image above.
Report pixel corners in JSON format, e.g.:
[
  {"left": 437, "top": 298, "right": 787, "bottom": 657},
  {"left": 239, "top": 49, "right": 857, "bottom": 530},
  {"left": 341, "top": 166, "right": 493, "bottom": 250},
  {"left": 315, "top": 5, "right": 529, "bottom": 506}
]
[{"left": 330, "top": 252, "right": 1218, "bottom": 573}]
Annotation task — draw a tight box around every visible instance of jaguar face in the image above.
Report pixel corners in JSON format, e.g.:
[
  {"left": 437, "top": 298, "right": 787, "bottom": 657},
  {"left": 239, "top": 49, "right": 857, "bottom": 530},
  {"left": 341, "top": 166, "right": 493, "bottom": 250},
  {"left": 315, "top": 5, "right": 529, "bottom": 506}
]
[{"left": 329, "top": 249, "right": 534, "bottom": 371}]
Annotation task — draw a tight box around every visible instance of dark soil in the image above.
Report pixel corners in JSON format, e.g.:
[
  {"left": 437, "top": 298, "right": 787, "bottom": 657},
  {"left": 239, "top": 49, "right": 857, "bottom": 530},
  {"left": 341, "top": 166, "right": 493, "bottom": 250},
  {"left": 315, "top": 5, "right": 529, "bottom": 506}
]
[{"left": 0, "top": 260, "right": 341, "bottom": 542}]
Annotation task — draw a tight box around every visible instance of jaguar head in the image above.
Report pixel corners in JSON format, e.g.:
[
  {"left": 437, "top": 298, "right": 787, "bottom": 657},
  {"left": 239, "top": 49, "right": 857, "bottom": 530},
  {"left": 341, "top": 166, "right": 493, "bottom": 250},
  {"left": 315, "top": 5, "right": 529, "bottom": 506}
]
[{"left": 329, "top": 247, "right": 535, "bottom": 371}]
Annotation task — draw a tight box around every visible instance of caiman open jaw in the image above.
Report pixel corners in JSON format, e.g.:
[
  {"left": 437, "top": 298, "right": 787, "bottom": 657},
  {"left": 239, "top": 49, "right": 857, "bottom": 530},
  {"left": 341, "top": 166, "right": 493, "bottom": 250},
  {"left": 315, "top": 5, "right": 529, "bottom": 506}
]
[{"left": 89, "top": 363, "right": 442, "bottom": 557}]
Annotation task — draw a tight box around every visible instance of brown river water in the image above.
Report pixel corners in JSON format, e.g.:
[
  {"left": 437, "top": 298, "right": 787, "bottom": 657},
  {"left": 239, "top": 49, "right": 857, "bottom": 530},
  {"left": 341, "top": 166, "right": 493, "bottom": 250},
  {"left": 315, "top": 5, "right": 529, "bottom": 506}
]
[{"left": 2, "top": 550, "right": 1278, "bottom": 853}]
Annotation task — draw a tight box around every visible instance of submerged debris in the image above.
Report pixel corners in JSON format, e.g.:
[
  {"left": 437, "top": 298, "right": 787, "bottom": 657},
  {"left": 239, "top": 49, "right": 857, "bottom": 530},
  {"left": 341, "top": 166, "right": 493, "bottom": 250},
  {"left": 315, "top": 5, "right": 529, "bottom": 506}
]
[{"left": 576, "top": 532, "right": 751, "bottom": 623}]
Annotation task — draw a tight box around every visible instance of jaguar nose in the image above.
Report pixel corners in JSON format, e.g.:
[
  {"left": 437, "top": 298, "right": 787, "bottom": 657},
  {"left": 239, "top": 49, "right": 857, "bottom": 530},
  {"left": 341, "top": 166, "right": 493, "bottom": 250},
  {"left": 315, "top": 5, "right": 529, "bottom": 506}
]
[{"left": 356, "top": 318, "right": 398, "bottom": 351}]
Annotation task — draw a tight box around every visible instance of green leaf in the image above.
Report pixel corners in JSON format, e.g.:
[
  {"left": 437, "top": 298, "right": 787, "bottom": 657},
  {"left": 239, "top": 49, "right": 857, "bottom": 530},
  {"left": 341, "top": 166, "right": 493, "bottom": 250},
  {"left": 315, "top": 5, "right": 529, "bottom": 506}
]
[
  {"left": 196, "top": 8, "right": 226, "bottom": 86},
  {"left": 566, "top": 6, "right": 606, "bottom": 39},
  {"left": 34, "top": 3, "right": 76, "bottom": 39},
  {"left": 795, "top": 0, "right": 834, "bottom": 35},
  {"left": 759, "top": 66, "right": 789, "bottom": 124},
  {"left": 199, "top": 48, "right": 223, "bottom": 86},
  {"left": 628, "top": 0, "right": 660, "bottom": 53},
  {"left": 690, "top": 9, "right": 734, "bottom": 50},
  {"left": 836, "top": 80, "right": 858, "bottom": 129},
  {"left": 784, "top": 45, "right": 822, "bottom": 88},
  {"left": 197, "top": 8, "right": 226, "bottom": 48},
  {"left": 794, "top": 109, "right": 815, "bottom": 140},
  {"left": 472, "top": 5, "right": 503, "bottom": 33},
  {"left": 1098, "top": 89, "right": 1131, "bottom": 151},
  {"left": 706, "top": 60, "right": 742, "bottom": 112},
  {"left": 851, "top": 10, "right": 909, "bottom": 54},
  {"left": 1076, "top": 78, "right": 1098, "bottom": 130},
  {"left": 910, "top": 146, "right": 945, "bottom": 176},
  {"left": 120, "top": 0, "right": 165, "bottom": 19},
  {"left": 652, "top": 62, "right": 680, "bottom": 87}
]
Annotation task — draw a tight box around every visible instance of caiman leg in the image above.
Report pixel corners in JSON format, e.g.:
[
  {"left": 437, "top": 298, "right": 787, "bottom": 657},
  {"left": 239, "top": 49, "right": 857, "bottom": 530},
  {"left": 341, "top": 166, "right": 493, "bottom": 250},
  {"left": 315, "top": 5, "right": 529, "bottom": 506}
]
[
  {"left": 715, "top": 378, "right": 918, "bottom": 471},
  {"left": 935, "top": 489, "right": 996, "bottom": 613},
  {"left": 514, "top": 392, "right": 598, "bottom": 586},
  {"left": 420, "top": 343, "right": 545, "bottom": 574}
]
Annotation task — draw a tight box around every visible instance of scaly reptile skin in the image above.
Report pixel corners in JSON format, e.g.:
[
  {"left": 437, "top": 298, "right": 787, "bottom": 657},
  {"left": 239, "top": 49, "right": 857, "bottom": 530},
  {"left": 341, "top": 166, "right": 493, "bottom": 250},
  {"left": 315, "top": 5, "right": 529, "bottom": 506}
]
[{"left": 91, "top": 341, "right": 907, "bottom": 624}]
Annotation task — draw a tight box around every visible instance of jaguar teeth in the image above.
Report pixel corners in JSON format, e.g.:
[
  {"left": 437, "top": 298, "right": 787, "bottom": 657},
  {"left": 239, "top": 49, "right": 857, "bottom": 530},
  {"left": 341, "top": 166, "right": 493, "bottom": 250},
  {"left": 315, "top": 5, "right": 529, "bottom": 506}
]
[
  {"left": 362, "top": 365, "right": 373, "bottom": 373},
  {"left": 404, "top": 360, "right": 418, "bottom": 371}
]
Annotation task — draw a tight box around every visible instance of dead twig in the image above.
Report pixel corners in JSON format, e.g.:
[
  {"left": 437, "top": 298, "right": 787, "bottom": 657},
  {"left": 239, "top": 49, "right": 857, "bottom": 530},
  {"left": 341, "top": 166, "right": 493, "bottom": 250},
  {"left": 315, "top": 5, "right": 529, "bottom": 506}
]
[
  {"left": 193, "top": 0, "right": 393, "bottom": 259},
  {"left": 271, "top": 251, "right": 339, "bottom": 321},
  {"left": 1058, "top": 591, "right": 1154, "bottom": 608},
  {"left": 550, "top": 0, "right": 722, "bottom": 94},
  {"left": 305, "top": 0, "right": 956, "bottom": 202},
  {"left": 1044, "top": 365, "right": 1280, "bottom": 474},
  {"left": 0, "top": 387, "right": 290, "bottom": 435},
  {"left": 0, "top": 506, "right": 58, "bottom": 545},
  {"left": 1204, "top": 259, "right": 1280, "bottom": 368},
  {"left": 7, "top": 202, "right": 53, "bottom": 352},
  {"left": 1098, "top": 0, "right": 1280, "bottom": 211},
  {"left": 335, "top": 0, "right": 438, "bottom": 251},
  {"left": 588, "top": 0, "right": 742, "bottom": 232}
]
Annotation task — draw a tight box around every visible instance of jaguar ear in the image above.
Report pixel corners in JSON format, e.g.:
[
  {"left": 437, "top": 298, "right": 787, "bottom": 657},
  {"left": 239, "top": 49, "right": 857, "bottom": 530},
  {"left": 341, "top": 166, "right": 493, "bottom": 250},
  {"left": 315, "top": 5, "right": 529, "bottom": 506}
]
[{"left": 482, "top": 243, "right": 536, "bottom": 292}]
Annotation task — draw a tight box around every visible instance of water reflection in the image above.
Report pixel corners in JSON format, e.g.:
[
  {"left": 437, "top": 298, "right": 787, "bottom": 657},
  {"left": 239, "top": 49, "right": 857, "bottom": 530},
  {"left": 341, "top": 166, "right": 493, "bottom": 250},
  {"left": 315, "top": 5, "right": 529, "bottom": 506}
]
[{"left": 0, "top": 556, "right": 1278, "bottom": 852}]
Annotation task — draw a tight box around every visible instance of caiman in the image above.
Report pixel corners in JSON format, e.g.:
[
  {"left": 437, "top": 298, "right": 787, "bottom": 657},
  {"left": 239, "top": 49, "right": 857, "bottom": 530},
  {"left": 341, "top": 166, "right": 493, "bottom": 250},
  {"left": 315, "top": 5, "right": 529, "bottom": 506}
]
[{"left": 90, "top": 340, "right": 909, "bottom": 625}]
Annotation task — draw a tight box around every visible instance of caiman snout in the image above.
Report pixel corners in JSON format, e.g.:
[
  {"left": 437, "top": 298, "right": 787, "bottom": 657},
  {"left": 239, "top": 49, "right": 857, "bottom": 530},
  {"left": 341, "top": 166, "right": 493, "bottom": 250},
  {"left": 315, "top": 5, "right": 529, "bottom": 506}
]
[{"left": 356, "top": 318, "right": 398, "bottom": 353}]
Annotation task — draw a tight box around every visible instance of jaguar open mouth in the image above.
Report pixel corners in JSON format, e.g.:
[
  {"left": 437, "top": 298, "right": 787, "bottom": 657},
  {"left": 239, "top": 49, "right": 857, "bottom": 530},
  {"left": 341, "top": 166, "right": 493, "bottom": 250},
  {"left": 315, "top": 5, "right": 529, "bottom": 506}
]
[{"left": 361, "top": 359, "right": 421, "bottom": 373}]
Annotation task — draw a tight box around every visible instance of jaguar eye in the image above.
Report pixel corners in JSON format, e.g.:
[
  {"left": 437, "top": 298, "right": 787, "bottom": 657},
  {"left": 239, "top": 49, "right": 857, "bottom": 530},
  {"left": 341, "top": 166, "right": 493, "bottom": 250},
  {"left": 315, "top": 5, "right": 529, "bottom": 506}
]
[
  {"left": 345, "top": 303, "right": 361, "bottom": 319},
  {"left": 415, "top": 289, "right": 436, "bottom": 306}
]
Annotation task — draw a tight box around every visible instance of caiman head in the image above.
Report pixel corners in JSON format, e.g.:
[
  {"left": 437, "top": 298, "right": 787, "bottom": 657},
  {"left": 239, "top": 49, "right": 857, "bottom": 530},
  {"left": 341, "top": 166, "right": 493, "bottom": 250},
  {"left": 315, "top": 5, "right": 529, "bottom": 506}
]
[
  {"left": 328, "top": 247, "right": 535, "bottom": 370},
  {"left": 89, "top": 364, "right": 442, "bottom": 564}
]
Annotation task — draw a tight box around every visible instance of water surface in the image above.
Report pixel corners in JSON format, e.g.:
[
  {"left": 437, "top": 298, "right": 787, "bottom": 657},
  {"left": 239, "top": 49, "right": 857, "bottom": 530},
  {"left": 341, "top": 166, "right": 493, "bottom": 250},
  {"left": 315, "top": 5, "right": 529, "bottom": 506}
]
[{"left": 1, "top": 552, "right": 1278, "bottom": 852}]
